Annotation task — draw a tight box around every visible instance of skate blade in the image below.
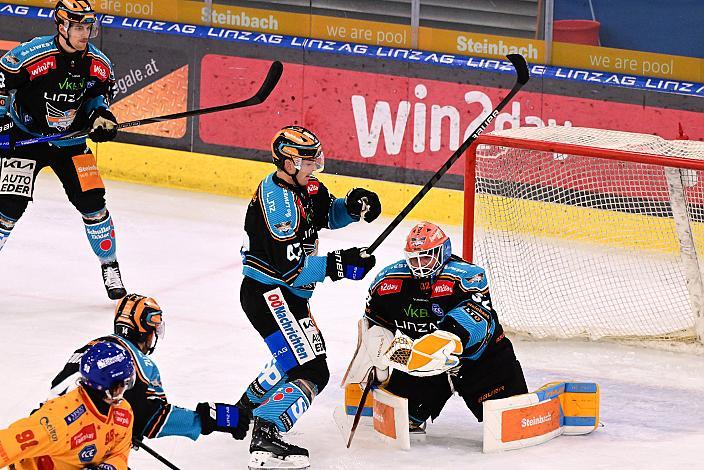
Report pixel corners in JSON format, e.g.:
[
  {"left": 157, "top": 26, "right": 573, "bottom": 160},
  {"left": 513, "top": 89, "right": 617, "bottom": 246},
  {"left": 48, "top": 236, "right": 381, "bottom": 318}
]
[{"left": 248, "top": 451, "right": 310, "bottom": 470}]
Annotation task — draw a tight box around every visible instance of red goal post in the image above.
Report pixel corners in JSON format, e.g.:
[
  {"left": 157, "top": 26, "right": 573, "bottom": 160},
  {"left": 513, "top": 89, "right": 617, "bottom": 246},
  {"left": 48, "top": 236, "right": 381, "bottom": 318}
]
[{"left": 463, "top": 126, "right": 704, "bottom": 344}]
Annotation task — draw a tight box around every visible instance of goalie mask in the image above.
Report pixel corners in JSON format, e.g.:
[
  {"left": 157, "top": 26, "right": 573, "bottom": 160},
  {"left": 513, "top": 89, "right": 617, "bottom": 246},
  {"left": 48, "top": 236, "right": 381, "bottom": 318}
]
[
  {"left": 271, "top": 126, "right": 325, "bottom": 174},
  {"left": 54, "top": 0, "right": 99, "bottom": 44},
  {"left": 404, "top": 222, "right": 452, "bottom": 278},
  {"left": 114, "top": 294, "right": 165, "bottom": 354}
]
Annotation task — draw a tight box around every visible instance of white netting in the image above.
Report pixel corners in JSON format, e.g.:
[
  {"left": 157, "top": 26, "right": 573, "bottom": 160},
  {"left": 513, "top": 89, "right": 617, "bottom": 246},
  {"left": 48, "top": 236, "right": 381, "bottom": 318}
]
[{"left": 468, "top": 126, "right": 704, "bottom": 342}]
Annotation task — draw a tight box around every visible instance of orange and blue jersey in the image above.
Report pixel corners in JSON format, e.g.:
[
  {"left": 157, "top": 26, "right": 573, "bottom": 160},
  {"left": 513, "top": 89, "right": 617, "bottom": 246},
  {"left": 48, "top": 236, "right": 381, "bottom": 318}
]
[{"left": 0, "top": 387, "right": 132, "bottom": 470}]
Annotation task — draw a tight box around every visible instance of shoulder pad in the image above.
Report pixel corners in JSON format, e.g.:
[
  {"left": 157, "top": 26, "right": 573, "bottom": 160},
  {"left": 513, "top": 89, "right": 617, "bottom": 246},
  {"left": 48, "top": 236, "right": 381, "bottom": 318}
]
[
  {"left": 259, "top": 173, "right": 299, "bottom": 240},
  {"left": 441, "top": 259, "right": 487, "bottom": 291},
  {"left": 1, "top": 36, "right": 57, "bottom": 71},
  {"left": 86, "top": 46, "right": 114, "bottom": 82},
  {"left": 369, "top": 260, "right": 411, "bottom": 293}
]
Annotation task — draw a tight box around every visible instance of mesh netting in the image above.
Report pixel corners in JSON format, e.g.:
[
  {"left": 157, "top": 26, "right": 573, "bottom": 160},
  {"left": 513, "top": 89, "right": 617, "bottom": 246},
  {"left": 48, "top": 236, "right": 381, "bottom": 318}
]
[{"left": 469, "top": 127, "right": 704, "bottom": 341}]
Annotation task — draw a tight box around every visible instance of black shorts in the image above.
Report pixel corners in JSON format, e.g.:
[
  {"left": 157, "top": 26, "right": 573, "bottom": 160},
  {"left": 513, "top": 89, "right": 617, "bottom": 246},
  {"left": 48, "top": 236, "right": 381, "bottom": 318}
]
[
  {"left": 383, "top": 339, "right": 527, "bottom": 423},
  {"left": 240, "top": 276, "right": 328, "bottom": 385},
  {"left": 0, "top": 139, "right": 106, "bottom": 217}
]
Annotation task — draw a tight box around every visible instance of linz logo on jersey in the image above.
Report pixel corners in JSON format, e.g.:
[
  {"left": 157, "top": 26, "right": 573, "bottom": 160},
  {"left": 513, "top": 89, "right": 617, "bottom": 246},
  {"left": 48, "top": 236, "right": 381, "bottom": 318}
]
[
  {"left": 90, "top": 59, "right": 109, "bottom": 81},
  {"left": 27, "top": 56, "right": 56, "bottom": 80},
  {"left": 377, "top": 279, "right": 402, "bottom": 295},
  {"left": 306, "top": 180, "right": 319, "bottom": 195},
  {"left": 70, "top": 424, "right": 97, "bottom": 449},
  {"left": 113, "top": 408, "right": 131, "bottom": 427},
  {"left": 431, "top": 280, "right": 454, "bottom": 297}
]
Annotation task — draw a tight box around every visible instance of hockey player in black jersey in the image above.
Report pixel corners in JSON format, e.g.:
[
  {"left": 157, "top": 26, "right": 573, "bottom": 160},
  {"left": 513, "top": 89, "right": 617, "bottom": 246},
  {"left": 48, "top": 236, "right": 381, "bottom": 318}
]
[
  {"left": 238, "top": 126, "right": 381, "bottom": 469},
  {"left": 0, "top": 1, "right": 126, "bottom": 299},
  {"left": 351, "top": 222, "right": 527, "bottom": 434},
  {"left": 48, "top": 294, "right": 250, "bottom": 442}
]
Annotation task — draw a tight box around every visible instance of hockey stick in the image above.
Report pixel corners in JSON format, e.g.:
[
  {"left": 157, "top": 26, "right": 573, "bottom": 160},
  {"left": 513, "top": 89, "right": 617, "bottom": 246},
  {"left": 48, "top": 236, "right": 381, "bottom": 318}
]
[
  {"left": 5, "top": 60, "right": 284, "bottom": 149},
  {"left": 346, "top": 368, "right": 376, "bottom": 448},
  {"left": 133, "top": 439, "right": 182, "bottom": 470},
  {"left": 366, "top": 54, "right": 530, "bottom": 254}
]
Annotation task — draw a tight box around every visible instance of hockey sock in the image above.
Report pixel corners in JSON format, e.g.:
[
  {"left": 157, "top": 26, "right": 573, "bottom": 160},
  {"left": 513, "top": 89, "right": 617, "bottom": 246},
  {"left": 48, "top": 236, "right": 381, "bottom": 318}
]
[
  {"left": 82, "top": 208, "right": 116, "bottom": 263},
  {"left": 0, "top": 211, "right": 17, "bottom": 252},
  {"left": 253, "top": 379, "right": 316, "bottom": 432},
  {"left": 242, "top": 358, "right": 288, "bottom": 408}
]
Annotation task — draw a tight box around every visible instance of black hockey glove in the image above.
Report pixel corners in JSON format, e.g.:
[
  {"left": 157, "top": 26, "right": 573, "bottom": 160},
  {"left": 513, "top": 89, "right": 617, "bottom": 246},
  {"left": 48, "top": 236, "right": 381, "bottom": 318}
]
[
  {"left": 345, "top": 188, "right": 381, "bottom": 222},
  {"left": 196, "top": 402, "right": 251, "bottom": 440},
  {"left": 326, "top": 247, "right": 376, "bottom": 281},
  {"left": 88, "top": 107, "right": 118, "bottom": 143}
]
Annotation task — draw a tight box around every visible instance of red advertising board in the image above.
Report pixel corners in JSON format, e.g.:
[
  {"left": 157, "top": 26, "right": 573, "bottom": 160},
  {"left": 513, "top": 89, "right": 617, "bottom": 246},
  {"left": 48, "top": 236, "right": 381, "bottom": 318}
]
[{"left": 200, "top": 56, "right": 704, "bottom": 179}]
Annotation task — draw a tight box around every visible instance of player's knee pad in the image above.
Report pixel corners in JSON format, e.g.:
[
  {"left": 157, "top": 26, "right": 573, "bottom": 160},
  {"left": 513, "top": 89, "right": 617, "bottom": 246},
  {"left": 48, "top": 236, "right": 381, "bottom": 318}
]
[
  {"left": 253, "top": 378, "right": 315, "bottom": 432},
  {"left": 288, "top": 356, "right": 330, "bottom": 394},
  {"left": 71, "top": 188, "right": 106, "bottom": 214},
  {"left": 81, "top": 207, "right": 116, "bottom": 263}
]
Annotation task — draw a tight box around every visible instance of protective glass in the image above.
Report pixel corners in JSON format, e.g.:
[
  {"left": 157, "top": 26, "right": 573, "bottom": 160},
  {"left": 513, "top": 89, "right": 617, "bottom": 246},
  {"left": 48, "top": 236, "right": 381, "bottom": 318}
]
[
  {"left": 404, "top": 245, "right": 443, "bottom": 278},
  {"left": 293, "top": 150, "right": 325, "bottom": 173},
  {"left": 69, "top": 21, "right": 99, "bottom": 39},
  {"left": 105, "top": 369, "right": 136, "bottom": 404}
]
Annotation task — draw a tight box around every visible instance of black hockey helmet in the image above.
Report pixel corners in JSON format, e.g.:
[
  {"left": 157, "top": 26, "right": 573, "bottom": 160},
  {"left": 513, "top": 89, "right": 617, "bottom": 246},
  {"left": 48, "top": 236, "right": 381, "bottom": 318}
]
[{"left": 114, "top": 294, "right": 164, "bottom": 354}]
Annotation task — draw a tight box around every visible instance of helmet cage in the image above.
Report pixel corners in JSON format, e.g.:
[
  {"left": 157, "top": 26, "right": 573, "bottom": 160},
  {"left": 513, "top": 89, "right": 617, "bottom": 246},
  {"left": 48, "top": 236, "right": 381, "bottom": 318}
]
[{"left": 404, "top": 238, "right": 451, "bottom": 278}]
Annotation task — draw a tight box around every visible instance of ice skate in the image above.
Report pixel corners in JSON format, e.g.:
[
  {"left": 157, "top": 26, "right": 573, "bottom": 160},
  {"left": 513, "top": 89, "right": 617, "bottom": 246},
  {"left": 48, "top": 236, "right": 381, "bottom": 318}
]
[
  {"left": 101, "top": 260, "right": 126, "bottom": 300},
  {"left": 248, "top": 418, "right": 310, "bottom": 470}
]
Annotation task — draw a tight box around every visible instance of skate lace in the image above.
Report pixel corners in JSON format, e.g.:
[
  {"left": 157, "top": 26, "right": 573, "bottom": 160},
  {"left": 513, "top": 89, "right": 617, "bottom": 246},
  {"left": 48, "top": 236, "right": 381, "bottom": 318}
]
[{"left": 103, "top": 266, "right": 123, "bottom": 289}]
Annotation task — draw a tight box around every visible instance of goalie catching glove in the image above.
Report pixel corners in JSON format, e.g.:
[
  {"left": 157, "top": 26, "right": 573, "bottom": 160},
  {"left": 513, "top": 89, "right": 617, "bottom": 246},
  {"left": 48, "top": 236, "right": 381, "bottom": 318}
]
[
  {"left": 383, "top": 330, "right": 463, "bottom": 377},
  {"left": 196, "top": 402, "right": 251, "bottom": 440}
]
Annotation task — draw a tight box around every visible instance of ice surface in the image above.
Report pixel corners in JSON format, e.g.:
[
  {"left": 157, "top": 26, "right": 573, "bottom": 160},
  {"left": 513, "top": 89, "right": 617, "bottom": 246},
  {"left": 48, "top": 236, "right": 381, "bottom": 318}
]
[{"left": 1, "top": 173, "right": 703, "bottom": 469}]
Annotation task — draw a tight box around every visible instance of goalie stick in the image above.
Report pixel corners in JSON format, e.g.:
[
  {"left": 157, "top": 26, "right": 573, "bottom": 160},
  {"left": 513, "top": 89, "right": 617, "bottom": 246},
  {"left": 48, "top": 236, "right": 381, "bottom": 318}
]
[
  {"left": 366, "top": 53, "right": 530, "bottom": 254},
  {"left": 133, "top": 438, "right": 182, "bottom": 470},
  {"left": 4, "top": 60, "right": 284, "bottom": 149},
  {"left": 346, "top": 368, "right": 376, "bottom": 448}
]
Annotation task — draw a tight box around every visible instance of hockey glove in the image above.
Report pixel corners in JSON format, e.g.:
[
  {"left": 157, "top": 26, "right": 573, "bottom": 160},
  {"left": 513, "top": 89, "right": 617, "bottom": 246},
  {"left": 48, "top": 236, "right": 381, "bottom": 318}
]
[
  {"left": 383, "top": 330, "right": 463, "bottom": 377},
  {"left": 88, "top": 107, "right": 118, "bottom": 142},
  {"left": 345, "top": 188, "right": 381, "bottom": 222},
  {"left": 196, "top": 402, "right": 251, "bottom": 440},
  {"left": 326, "top": 247, "right": 376, "bottom": 281}
]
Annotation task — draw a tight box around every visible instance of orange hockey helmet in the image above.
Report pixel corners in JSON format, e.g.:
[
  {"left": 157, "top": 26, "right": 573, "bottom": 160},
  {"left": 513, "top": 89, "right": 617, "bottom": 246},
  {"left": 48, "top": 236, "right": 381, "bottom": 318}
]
[
  {"left": 54, "top": 0, "right": 99, "bottom": 38},
  {"left": 114, "top": 294, "right": 164, "bottom": 354},
  {"left": 404, "top": 222, "right": 452, "bottom": 278},
  {"left": 271, "top": 126, "right": 324, "bottom": 173}
]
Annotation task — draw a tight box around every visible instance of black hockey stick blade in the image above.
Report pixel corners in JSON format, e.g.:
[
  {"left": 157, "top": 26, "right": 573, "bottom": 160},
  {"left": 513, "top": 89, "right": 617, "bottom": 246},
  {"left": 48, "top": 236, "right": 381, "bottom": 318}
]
[
  {"left": 118, "top": 60, "right": 283, "bottom": 128},
  {"left": 366, "top": 54, "right": 530, "bottom": 254},
  {"left": 10, "top": 60, "right": 284, "bottom": 147},
  {"left": 133, "top": 439, "right": 182, "bottom": 470},
  {"left": 346, "top": 368, "right": 376, "bottom": 448}
]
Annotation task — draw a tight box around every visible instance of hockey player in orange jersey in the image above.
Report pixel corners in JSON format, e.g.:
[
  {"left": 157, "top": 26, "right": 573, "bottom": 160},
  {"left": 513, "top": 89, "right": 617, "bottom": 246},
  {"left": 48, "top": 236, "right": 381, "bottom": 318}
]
[{"left": 0, "top": 342, "right": 135, "bottom": 470}]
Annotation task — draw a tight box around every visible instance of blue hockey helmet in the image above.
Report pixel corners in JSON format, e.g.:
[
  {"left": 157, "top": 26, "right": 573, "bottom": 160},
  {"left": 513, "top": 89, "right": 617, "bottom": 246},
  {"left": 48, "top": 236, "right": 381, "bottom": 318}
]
[{"left": 80, "top": 342, "right": 135, "bottom": 394}]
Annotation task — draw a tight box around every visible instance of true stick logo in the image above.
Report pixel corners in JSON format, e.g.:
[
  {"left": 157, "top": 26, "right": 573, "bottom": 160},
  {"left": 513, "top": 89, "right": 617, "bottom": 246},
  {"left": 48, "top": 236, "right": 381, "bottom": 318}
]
[{"left": 265, "top": 289, "right": 315, "bottom": 364}]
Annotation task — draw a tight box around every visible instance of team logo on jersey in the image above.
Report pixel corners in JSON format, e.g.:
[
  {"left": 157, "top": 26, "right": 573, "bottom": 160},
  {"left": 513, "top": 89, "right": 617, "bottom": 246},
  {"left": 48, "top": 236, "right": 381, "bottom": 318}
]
[
  {"left": 46, "top": 102, "right": 77, "bottom": 131},
  {"left": 78, "top": 444, "right": 97, "bottom": 463},
  {"left": 2, "top": 54, "right": 19, "bottom": 65},
  {"left": 64, "top": 404, "right": 86, "bottom": 425},
  {"left": 71, "top": 424, "right": 97, "bottom": 449},
  {"left": 274, "top": 220, "right": 292, "bottom": 234},
  {"left": 377, "top": 279, "right": 402, "bottom": 295},
  {"left": 90, "top": 59, "right": 109, "bottom": 81},
  {"left": 27, "top": 56, "right": 56, "bottom": 80},
  {"left": 113, "top": 408, "right": 131, "bottom": 427},
  {"left": 466, "top": 273, "right": 484, "bottom": 284},
  {"left": 306, "top": 180, "right": 319, "bottom": 195},
  {"left": 431, "top": 280, "right": 454, "bottom": 298}
]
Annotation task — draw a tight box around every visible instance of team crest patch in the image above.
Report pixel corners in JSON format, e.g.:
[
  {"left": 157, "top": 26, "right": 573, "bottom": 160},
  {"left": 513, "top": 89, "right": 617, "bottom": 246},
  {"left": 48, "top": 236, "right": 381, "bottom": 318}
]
[
  {"left": 3, "top": 54, "right": 19, "bottom": 65},
  {"left": 274, "top": 220, "right": 292, "bottom": 234},
  {"left": 78, "top": 444, "right": 97, "bottom": 463}
]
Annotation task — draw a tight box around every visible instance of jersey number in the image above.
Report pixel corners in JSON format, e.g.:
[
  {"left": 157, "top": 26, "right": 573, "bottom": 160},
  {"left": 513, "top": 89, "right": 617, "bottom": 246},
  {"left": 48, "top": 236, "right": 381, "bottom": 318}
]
[{"left": 16, "top": 430, "right": 38, "bottom": 450}]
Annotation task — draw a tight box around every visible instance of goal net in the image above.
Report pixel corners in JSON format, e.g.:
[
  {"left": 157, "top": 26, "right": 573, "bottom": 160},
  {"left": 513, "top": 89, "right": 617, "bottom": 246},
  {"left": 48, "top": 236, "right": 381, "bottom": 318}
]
[{"left": 463, "top": 126, "right": 704, "bottom": 343}]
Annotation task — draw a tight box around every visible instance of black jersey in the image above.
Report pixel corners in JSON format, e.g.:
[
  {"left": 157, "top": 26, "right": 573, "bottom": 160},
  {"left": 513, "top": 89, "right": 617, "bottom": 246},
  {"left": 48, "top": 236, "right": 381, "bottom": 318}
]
[
  {"left": 365, "top": 256, "right": 507, "bottom": 360},
  {"left": 0, "top": 35, "right": 115, "bottom": 138},
  {"left": 241, "top": 173, "right": 356, "bottom": 298}
]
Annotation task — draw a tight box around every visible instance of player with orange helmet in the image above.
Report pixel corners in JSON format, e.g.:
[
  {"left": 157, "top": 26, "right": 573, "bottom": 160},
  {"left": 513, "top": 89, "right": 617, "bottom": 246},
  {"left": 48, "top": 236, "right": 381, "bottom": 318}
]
[
  {"left": 239, "top": 125, "right": 382, "bottom": 468},
  {"left": 349, "top": 222, "right": 527, "bottom": 435},
  {"left": 0, "top": 0, "right": 125, "bottom": 299},
  {"left": 47, "top": 294, "right": 251, "bottom": 443}
]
